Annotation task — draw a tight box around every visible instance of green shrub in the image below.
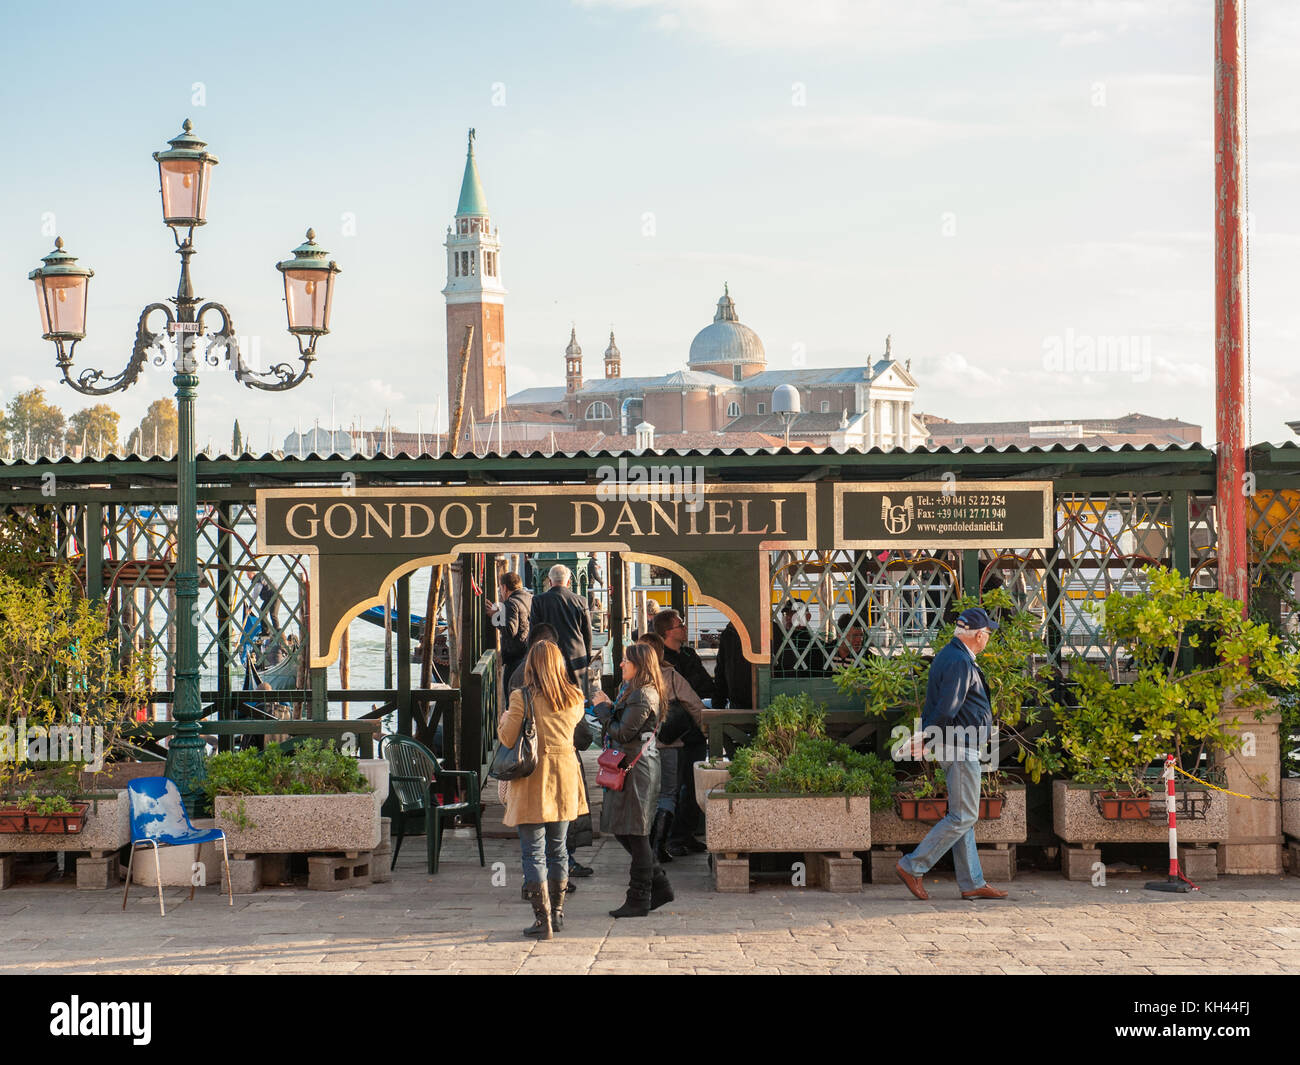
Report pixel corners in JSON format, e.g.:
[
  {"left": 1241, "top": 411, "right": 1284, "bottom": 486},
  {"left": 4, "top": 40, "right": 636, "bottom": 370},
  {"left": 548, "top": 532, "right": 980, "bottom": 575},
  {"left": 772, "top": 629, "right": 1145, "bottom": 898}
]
[
  {"left": 725, "top": 696, "right": 895, "bottom": 808},
  {"left": 203, "top": 740, "right": 370, "bottom": 799}
]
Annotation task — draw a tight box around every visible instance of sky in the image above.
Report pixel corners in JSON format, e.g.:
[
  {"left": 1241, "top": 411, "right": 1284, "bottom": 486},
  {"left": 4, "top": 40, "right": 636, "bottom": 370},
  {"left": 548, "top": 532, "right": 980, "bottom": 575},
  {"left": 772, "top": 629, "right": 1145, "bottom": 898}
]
[{"left": 1, "top": 0, "right": 1297, "bottom": 451}]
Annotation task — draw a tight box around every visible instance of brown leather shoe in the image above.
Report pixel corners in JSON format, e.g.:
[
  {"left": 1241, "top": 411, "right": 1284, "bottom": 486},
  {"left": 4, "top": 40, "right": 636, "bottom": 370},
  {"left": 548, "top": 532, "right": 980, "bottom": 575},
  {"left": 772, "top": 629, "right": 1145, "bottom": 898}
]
[
  {"left": 961, "top": 884, "right": 1008, "bottom": 899},
  {"left": 896, "top": 861, "right": 928, "bottom": 901}
]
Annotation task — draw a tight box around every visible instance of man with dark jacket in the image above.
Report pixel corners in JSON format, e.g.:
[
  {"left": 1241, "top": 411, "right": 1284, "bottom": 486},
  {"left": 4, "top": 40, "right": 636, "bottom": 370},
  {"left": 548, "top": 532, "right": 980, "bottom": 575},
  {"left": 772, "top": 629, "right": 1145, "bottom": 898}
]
[
  {"left": 653, "top": 609, "right": 712, "bottom": 855},
  {"left": 489, "top": 572, "right": 532, "bottom": 682},
  {"left": 712, "top": 621, "right": 752, "bottom": 709},
  {"left": 528, "top": 564, "right": 593, "bottom": 695},
  {"left": 896, "top": 607, "right": 1008, "bottom": 902}
]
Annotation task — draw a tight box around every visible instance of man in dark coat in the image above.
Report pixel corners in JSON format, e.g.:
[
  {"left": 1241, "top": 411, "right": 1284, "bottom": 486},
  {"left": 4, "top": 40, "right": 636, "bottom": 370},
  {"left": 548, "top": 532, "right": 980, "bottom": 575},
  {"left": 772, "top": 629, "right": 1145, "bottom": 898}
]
[
  {"left": 653, "top": 609, "right": 712, "bottom": 855},
  {"left": 896, "top": 607, "right": 1008, "bottom": 902},
  {"left": 528, "top": 563, "right": 593, "bottom": 695},
  {"left": 711, "top": 621, "right": 752, "bottom": 709},
  {"left": 488, "top": 571, "right": 532, "bottom": 682}
]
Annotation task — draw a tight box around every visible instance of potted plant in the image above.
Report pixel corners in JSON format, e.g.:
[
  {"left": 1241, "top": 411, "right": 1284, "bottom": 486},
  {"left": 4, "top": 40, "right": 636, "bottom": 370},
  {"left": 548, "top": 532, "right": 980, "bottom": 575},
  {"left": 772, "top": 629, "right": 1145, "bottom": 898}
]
[
  {"left": 0, "top": 554, "right": 153, "bottom": 805},
  {"left": 19, "top": 793, "right": 90, "bottom": 835},
  {"left": 204, "top": 740, "right": 378, "bottom": 855},
  {"left": 706, "top": 694, "right": 893, "bottom": 858},
  {"left": 892, "top": 765, "right": 1009, "bottom": 821},
  {"left": 1051, "top": 566, "right": 1298, "bottom": 845}
]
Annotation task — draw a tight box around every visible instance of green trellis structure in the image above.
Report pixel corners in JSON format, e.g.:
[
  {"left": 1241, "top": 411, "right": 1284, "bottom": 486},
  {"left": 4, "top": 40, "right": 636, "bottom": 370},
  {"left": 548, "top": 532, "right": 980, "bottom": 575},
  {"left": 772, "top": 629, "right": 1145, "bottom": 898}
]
[{"left": 5, "top": 440, "right": 1300, "bottom": 776}]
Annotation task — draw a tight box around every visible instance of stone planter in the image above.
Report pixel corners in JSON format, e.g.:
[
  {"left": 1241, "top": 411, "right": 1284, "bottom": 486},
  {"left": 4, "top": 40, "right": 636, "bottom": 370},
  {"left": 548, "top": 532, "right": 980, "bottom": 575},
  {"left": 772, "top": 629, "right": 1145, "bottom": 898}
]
[
  {"left": 1282, "top": 778, "right": 1299, "bottom": 842},
  {"left": 357, "top": 759, "right": 390, "bottom": 804},
  {"left": 0, "top": 791, "right": 128, "bottom": 853},
  {"left": 1052, "top": 779, "right": 1227, "bottom": 844},
  {"left": 693, "top": 761, "right": 732, "bottom": 811},
  {"left": 213, "top": 792, "right": 379, "bottom": 855},
  {"left": 874, "top": 786, "right": 1027, "bottom": 845},
  {"left": 705, "top": 792, "right": 871, "bottom": 854}
]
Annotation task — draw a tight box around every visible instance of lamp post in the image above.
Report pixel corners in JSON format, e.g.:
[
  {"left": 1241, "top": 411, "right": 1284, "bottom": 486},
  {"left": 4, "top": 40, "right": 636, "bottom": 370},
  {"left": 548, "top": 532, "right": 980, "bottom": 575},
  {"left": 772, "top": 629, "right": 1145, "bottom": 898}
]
[
  {"left": 772, "top": 383, "right": 800, "bottom": 448},
  {"left": 28, "top": 119, "right": 342, "bottom": 810}
]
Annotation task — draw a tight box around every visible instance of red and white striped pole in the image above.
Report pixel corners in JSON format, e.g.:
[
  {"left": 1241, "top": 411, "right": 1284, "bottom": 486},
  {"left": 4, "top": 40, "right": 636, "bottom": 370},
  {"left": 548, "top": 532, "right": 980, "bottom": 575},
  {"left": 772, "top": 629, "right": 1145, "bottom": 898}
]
[
  {"left": 1146, "top": 754, "right": 1197, "bottom": 892},
  {"left": 1164, "top": 754, "right": 1179, "bottom": 879}
]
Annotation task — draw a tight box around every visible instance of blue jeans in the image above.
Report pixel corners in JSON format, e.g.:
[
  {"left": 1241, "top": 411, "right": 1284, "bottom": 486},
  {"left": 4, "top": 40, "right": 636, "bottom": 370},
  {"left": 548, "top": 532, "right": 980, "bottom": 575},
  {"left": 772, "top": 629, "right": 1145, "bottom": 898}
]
[
  {"left": 898, "top": 756, "right": 986, "bottom": 892},
  {"left": 518, "top": 821, "right": 570, "bottom": 884},
  {"left": 657, "top": 746, "right": 679, "bottom": 813}
]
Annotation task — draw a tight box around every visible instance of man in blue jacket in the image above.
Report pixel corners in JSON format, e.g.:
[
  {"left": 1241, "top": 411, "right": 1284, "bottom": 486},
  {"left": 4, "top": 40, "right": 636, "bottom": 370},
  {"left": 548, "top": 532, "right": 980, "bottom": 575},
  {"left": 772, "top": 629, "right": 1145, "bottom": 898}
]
[{"left": 896, "top": 607, "right": 1008, "bottom": 901}]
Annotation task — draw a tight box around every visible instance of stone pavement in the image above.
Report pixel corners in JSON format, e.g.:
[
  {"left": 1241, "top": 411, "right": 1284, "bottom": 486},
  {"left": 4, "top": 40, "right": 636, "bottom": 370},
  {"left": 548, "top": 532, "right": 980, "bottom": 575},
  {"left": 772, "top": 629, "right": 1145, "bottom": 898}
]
[{"left": 1, "top": 832, "right": 1298, "bottom": 974}]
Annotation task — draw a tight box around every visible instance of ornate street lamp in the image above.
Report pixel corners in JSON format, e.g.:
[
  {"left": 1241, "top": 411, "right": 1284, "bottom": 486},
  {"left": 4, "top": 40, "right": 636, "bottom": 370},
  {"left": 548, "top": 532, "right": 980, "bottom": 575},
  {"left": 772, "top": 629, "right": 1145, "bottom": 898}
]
[{"left": 28, "top": 119, "right": 341, "bottom": 810}]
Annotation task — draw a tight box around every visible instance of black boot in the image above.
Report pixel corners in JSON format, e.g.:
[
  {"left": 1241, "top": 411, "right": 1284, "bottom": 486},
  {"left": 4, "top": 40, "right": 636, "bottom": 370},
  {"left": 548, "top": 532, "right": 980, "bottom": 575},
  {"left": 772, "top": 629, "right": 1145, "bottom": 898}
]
[
  {"left": 523, "top": 882, "right": 553, "bottom": 939},
  {"left": 650, "top": 868, "right": 674, "bottom": 911},
  {"left": 650, "top": 810, "right": 673, "bottom": 864},
  {"left": 609, "top": 869, "right": 652, "bottom": 919},
  {"left": 548, "top": 876, "right": 568, "bottom": 932}
]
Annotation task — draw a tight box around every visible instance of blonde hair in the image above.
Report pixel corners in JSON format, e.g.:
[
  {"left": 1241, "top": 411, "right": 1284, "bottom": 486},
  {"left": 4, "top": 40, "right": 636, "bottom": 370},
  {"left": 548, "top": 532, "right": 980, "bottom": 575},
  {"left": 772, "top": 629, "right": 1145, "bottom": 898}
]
[
  {"left": 623, "top": 642, "right": 667, "bottom": 723},
  {"left": 524, "top": 641, "right": 583, "bottom": 714}
]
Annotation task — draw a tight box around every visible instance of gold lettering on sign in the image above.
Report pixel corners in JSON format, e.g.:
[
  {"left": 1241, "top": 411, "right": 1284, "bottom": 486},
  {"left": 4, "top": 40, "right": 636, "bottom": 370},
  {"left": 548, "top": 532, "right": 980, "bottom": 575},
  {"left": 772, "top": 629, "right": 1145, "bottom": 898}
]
[
  {"left": 738, "top": 499, "right": 768, "bottom": 536},
  {"left": 686, "top": 503, "right": 700, "bottom": 536},
  {"left": 707, "top": 499, "right": 732, "bottom": 536},
  {"left": 286, "top": 503, "right": 320, "bottom": 539},
  {"left": 573, "top": 501, "right": 605, "bottom": 537},
  {"left": 771, "top": 497, "right": 787, "bottom": 536},
  {"left": 361, "top": 503, "right": 395, "bottom": 539},
  {"left": 511, "top": 502, "right": 539, "bottom": 539},
  {"left": 401, "top": 504, "right": 435, "bottom": 538},
  {"left": 324, "top": 503, "right": 357, "bottom": 539},
  {"left": 441, "top": 503, "right": 474, "bottom": 539},
  {"left": 609, "top": 502, "right": 644, "bottom": 538},
  {"left": 477, "top": 502, "right": 509, "bottom": 539},
  {"left": 647, "top": 500, "right": 679, "bottom": 536}
]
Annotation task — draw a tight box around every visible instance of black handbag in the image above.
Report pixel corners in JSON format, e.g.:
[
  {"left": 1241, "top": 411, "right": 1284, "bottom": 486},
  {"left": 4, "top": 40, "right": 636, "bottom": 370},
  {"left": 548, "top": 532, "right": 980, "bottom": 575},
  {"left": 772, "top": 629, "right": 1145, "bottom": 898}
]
[
  {"left": 656, "top": 699, "right": 692, "bottom": 746},
  {"left": 489, "top": 687, "right": 538, "bottom": 781}
]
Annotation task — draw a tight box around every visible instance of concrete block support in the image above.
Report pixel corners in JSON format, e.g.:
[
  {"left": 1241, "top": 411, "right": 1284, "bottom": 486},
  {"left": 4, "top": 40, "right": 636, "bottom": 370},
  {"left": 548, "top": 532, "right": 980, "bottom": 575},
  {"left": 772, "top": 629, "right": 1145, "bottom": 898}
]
[
  {"left": 307, "top": 853, "right": 372, "bottom": 891},
  {"left": 0, "top": 854, "right": 13, "bottom": 890},
  {"left": 806, "top": 852, "right": 862, "bottom": 892},
  {"left": 869, "top": 847, "right": 904, "bottom": 884},
  {"left": 221, "top": 856, "right": 263, "bottom": 896},
  {"left": 713, "top": 856, "right": 750, "bottom": 893},
  {"left": 1062, "top": 844, "right": 1102, "bottom": 882},
  {"left": 76, "top": 853, "right": 119, "bottom": 890},
  {"left": 1178, "top": 844, "right": 1219, "bottom": 882},
  {"left": 978, "top": 844, "right": 1016, "bottom": 883}
]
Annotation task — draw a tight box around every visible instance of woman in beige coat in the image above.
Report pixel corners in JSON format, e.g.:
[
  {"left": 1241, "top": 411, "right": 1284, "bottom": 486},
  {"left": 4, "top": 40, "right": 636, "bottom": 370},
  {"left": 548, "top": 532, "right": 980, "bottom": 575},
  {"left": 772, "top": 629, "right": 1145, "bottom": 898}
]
[{"left": 497, "top": 640, "right": 588, "bottom": 940}]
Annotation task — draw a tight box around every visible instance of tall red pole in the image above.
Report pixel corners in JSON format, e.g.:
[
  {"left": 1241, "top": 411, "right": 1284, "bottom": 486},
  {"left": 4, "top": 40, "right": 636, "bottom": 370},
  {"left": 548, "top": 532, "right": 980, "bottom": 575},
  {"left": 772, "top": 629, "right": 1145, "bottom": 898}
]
[{"left": 1214, "top": 0, "right": 1248, "bottom": 612}]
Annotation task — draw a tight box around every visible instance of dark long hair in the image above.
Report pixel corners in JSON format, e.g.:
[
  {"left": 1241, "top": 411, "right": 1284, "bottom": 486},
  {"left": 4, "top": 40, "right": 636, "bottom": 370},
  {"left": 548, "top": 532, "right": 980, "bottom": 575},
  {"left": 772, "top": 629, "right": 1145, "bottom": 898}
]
[{"left": 622, "top": 642, "right": 667, "bottom": 723}]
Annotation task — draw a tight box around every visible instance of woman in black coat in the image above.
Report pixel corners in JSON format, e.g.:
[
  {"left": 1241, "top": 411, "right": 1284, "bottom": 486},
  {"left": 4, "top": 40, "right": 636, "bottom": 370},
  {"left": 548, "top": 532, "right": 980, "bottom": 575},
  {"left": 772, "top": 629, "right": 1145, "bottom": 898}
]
[{"left": 592, "top": 642, "right": 668, "bottom": 918}]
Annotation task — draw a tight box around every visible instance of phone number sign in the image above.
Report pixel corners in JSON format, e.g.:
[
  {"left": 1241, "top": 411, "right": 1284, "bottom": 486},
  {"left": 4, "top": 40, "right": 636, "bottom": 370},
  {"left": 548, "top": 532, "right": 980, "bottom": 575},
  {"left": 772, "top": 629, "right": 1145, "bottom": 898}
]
[{"left": 835, "top": 481, "right": 1053, "bottom": 548}]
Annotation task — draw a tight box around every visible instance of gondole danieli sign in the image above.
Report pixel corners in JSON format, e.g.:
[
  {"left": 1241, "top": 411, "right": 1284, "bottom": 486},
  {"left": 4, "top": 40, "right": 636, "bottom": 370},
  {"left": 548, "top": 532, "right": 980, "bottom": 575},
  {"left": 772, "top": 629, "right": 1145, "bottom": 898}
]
[{"left": 256, "top": 479, "right": 1051, "bottom": 669}]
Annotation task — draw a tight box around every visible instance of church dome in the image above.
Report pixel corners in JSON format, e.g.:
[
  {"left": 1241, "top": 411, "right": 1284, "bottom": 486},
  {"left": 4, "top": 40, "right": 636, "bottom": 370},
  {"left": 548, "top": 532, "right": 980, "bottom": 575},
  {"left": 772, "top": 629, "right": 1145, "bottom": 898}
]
[{"left": 688, "top": 285, "right": 765, "bottom": 369}]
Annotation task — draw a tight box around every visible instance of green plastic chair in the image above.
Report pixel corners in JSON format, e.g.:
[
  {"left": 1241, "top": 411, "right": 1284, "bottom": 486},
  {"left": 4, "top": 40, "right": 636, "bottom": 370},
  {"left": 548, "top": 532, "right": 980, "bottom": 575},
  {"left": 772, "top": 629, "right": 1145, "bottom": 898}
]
[{"left": 379, "top": 734, "right": 484, "bottom": 874}]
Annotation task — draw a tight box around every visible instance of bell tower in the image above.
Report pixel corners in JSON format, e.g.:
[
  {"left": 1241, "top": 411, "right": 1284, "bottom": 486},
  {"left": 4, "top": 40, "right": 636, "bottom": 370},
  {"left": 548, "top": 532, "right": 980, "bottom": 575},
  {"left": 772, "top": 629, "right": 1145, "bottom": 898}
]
[{"left": 443, "top": 129, "right": 507, "bottom": 426}]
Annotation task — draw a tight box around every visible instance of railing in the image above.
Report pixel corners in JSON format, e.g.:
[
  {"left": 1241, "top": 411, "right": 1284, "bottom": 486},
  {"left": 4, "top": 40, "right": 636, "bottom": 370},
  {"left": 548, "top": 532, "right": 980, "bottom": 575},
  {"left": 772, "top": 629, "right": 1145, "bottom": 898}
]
[{"left": 476, "top": 649, "right": 500, "bottom": 779}]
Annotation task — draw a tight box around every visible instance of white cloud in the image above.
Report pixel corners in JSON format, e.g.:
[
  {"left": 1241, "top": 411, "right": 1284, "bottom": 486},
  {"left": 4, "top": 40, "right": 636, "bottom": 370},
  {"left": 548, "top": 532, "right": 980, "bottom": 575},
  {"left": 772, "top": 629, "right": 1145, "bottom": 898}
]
[
  {"left": 366, "top": 378, "right": 405, "bottom": 405},
  {"left": 750, "top": 113, "right": 1005, "bottom": 156}
]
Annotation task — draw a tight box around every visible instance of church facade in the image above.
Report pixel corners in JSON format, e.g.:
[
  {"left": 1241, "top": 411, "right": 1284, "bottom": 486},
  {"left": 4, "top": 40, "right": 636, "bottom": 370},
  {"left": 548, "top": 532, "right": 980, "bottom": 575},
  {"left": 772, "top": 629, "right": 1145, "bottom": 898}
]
[{"left": 444, "top": 132, "right": 925, "bottom": 451}]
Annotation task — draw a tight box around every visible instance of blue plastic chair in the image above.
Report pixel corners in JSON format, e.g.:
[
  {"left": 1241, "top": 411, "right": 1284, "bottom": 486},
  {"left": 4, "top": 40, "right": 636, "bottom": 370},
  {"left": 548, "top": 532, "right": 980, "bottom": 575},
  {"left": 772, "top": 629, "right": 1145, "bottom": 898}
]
[{"left": 121, "top": 777, "right": 233, "bottom": 916}]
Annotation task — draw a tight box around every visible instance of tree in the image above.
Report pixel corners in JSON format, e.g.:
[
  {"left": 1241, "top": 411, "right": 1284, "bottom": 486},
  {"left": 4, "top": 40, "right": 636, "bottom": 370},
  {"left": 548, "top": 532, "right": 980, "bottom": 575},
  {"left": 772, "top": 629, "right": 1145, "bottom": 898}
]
[
  {"left": 66, "top": 404, "right": 120, "bottom": 456},
  {"left": 232, "top": 419, "right": 243, "bottom": 456},
  {"left": 6, "top": 387, "right": 65, "bottom": 459},
  {"left": 126, "top": 398, "right": 178, "bottom": 456}
]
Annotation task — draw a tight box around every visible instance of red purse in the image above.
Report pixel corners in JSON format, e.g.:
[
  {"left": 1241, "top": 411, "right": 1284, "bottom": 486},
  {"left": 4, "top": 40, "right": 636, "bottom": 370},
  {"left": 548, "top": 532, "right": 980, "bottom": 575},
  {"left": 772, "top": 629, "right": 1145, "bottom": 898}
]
[{"left": 596, "top": 742, "right": 648, "bottom": 792}]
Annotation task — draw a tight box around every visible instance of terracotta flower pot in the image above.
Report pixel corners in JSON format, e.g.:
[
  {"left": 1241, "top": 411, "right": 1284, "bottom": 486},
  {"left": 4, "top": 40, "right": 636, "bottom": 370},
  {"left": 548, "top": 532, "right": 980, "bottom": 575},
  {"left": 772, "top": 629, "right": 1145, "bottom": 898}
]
[
  {"left": 1096, "top": 791, "right": 1151, "bottom": 820},
  {"left": 0, "top": 808, "right": 27, "bottom": 833},
  {"left": 896, "top": 795, "right": 1006, "bottom": 821},
  {"left": 20, "top": 803, "right": 89, "bottom": 835}
]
